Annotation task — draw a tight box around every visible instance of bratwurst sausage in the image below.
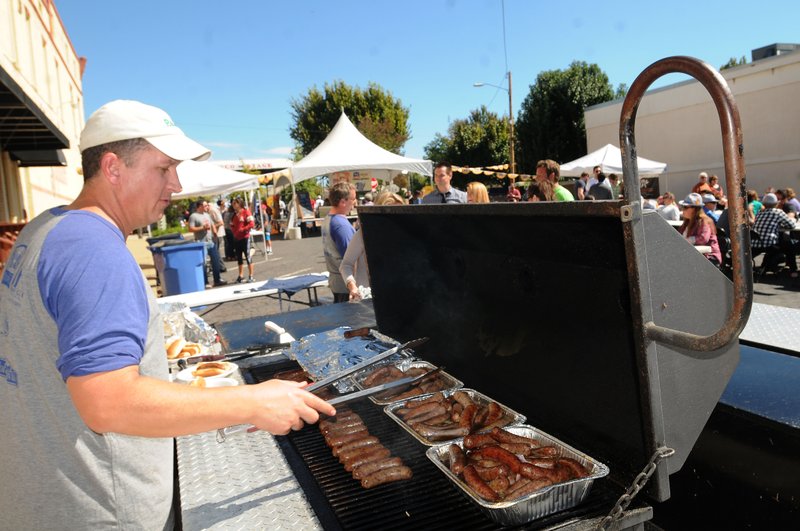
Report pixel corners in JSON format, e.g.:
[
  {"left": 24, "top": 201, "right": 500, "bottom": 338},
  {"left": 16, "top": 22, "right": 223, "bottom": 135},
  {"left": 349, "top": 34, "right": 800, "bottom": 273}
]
[{"left": 360, "top": 465, "right": 413, "bottom": 489}]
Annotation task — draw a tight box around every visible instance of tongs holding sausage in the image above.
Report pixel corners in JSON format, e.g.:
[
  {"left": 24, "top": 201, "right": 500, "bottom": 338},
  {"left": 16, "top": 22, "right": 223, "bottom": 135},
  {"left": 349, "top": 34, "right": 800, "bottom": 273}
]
[
  {"left": 215, "top": 337, "right": 429, "bottom": 442},
  {"left": 215, "top": 367, "right": 441, "bottom": 442}
]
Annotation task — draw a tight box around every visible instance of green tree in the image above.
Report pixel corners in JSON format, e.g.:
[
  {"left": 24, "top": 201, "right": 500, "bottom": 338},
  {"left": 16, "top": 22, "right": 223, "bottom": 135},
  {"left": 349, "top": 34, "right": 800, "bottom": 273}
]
[
  {"left": 720, "top": 56, "right": 747, "bottom": 70},
  {"left": 290, "top": 81, "right": 410, "bottom": 157},
  {"left": 423, "top": 106, "right": 510, "bottom": 187},
  {"left": 515, "top": 61, "right": 615, "bottom": 172}
]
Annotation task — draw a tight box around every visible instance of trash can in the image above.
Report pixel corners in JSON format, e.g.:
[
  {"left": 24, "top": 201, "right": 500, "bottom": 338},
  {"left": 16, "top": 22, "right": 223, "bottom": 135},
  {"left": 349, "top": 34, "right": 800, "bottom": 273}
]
[
  {"left": 146, "top": 233, "right": 184, "bottom": 246},
  {"left": 149, "top": 240, "right": 206, "bottom": 296}
]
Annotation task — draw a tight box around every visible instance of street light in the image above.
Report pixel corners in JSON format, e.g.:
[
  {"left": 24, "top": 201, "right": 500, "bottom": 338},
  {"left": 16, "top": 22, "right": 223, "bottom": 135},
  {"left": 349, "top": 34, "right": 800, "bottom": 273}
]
[{"left": 473, "top": 70, "right": 515, "bottom": 174}]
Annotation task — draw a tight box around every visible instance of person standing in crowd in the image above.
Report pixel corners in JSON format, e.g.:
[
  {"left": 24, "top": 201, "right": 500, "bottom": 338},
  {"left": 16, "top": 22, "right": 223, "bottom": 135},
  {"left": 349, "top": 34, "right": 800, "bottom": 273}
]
[
  {"left": 587, "top": 165, "right": 601, "bottom": 191},
  {"left": 777, "top": 189, "right": 799, "bottom": 219},
  {"left": 468, "top": 182, "right": 491, "bottom": 203},
  {"left": 410, "top": 190, "right": 422, "bottom": 204},
  {"left": 322, "top": 182, "right": 357, "bottom": 302},
  {"left": 658, "top": 192, "right": 680, "bottom": 221},
  {"left": 0, "top": 100, "right": 335, "bottom": 530},
  {"left": 422, "top": 162, "right": 468, "bottom": 204},
  {"left": 607, "top": 173, "right": 622, "bottom": 199},
  {"left": 748, "top": 190, "right": 763, "bottom": 218},
  {"left": 702, "top": 194, "right": 720, "bottom": 223},
  {"left": 231, "top": 196, "right": 256, "bottom": 283},
  {"left": 575, "top": 171, "right": 589, "bottom": 200},
  {"left": 207, "top": 198, "right": 227, "bottom": 272},
  {"left": 506, "top": 183, "right": 521, "bottom": 202},
  {"left": 188, "top": 200, "right": 227, "bottom": 287},
  {"left": 314, "top": 194, "right": 324, "bottom": 215},
  {"left": 222, "top": 201, "right": 235, "bottom": 260},
  {"left": 260, "top": 199, "right": 274, "bottom": 255},
  {"left": 536, "top": 159, "right": 574, "bottom": 201},
  {"left": 279, "top": 196, "right": 287, "bottom": 218},
  {"left": 526, "top": 180, "right": 555, "bottom": 202},
  {"left": 340, "top": 191, "right": 406, "bottom": 302},
  {"left": 691, "top": 172, "right": 713, "bottom": 194},
  {"left": 588, "top": 172, "right": 614, "bottom": 200},
  {"left": 679, "top": 193, "right": 721, "bottom": 266},
  {"left": 753, "top": 193, "right": 800, "bottom": 276}
]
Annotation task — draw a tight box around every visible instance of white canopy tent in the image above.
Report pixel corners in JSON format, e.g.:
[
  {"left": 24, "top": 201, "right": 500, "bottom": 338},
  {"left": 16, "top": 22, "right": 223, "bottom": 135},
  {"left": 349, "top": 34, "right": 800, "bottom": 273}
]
[
  {"left": 289, "top": 112, "right": 432, "bottom": 184},
  {"left": 173, "top": 160, "right": 268, "bottom": 261},
  {"left": 173, "top": 160, "right": 260, "bottom": 199},
  {"left": 264, "top": 112, "right": 432, "bottom": 233},
  {"left": 560, "top": 144, "right": 668, "bottom": 177}
]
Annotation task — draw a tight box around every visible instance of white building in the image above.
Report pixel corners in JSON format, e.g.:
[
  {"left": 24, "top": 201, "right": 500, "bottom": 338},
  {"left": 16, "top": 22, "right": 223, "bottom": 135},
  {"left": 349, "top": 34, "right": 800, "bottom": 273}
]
[{"left": 585, "top": 44, "right": 800, "bottom": 198}]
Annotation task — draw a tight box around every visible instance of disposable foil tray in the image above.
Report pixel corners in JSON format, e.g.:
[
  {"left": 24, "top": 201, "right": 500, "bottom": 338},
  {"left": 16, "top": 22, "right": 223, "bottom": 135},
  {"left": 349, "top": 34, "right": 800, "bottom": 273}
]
[
  {"left": 426, "top": 425, "right": 609, "bottom": 526},
  {"left": 351, "top": 359, "right": 463, "bottom": 405},
  {"left": 384, "top": 388, "right": 526, "bottom": 446}
]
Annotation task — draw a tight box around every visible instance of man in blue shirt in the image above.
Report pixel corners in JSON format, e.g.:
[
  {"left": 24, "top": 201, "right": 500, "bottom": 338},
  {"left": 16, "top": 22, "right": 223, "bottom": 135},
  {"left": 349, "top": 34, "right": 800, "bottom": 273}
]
[
  {"left": 322, "top": 181, "right": 357, "bottom": 302},
  {"left": 702, "top": 194, "right": 720, "bottom": 223},
  {"left": 421, "top": 162, "right": 467, "bottom": 204}
]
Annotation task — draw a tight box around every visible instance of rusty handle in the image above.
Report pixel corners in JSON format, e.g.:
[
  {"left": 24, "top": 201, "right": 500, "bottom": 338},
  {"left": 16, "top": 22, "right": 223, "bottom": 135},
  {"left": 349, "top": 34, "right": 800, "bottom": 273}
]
[{"left": 620, "top": 56, "right": 752, "bottom": 351}]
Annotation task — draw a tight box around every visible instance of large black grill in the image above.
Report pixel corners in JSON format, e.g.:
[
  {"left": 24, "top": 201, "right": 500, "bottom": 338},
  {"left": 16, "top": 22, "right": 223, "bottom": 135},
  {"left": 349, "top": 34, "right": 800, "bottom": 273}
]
[{"left": 244, "top": 360, "right": 620, "bottom": 530}]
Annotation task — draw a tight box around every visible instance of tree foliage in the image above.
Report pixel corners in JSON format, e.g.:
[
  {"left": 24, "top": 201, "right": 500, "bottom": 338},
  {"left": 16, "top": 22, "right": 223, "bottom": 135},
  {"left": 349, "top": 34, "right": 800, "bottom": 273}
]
[
  {"left": 423, "top": 106, "right": 510, "bottom": 186},
  {"left": 720, "top": 56, "right": 747, "bottom": 70},
  {"left": 290, "top": 81, "right": 410, "bottom": 157},
  {"left": 515, "top": 61, "right": 615, "bottom": 172}
]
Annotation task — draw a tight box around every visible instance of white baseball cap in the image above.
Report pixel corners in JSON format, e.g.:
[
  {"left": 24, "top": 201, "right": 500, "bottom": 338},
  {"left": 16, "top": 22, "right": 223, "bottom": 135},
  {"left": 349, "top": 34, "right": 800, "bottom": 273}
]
[{"left": 79, "top": 100, "right": 211, "bottom": 161}]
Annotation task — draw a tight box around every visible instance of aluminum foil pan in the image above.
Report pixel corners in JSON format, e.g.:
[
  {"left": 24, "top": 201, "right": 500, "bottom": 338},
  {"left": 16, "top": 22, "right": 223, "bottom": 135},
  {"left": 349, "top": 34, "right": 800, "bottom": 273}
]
[
  {"left": 384, "top": 388, "right": 526, "bottom": 446},
  {"left": 351, "top": 359, "right": 463, "bottom": 405},
  {"left": 287, "top": 327, "right": 411, "bottom": 392},
  {"left": 426, "top": 425, "right": 609, "bottom": 526}
]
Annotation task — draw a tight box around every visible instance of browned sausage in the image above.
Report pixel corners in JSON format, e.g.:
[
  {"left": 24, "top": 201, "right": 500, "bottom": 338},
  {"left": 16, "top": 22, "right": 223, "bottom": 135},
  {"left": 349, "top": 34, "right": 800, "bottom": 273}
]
[
  {"left": 404, "top": 366, "right": 428, "bottom": 377},
  {"left": 401, "top": 401, "right": 447, "bottom": 421},
  {"left": 556, "top": 458, "right": 589, "bottom": 479},
  {"left": 404, "top": 392, "right": 445, "bottom": 408},
  {"left": 471, "top": 445, "right": 522, "bottom": 473},
  {"left": 360, "top": 465, "right": 413, "bottom": 488},
  {"left": 506, "top": 477, "right": 553, "bottom": 500},
  {"left": 414, "top": 424, "right": 470, "bottom": 442},
  {"left": 528, "top": 445, "right": 559, "bottom": 458},
  {"left": 462, "top": 465, "right": 500, "bottom": 502},
  {"left": 343, "top": 447, "right": 392, "bottom": 472},
  {"left": 487, "top": 475, "right": 510, "bottom": 496},
  {"left": 452, "top": 391, "right": 474, "bottom": 408},
  {"left": 338, "top": 441, "right": 385, "bottom": 463},
  {"left": 326, "top": 429, "right": 369, "bottom": 448},
  {"left": 323, "top": 424, "right": 368, "bottom": 444},
  {"left": 416, "top": 412, "right": 451, "bottom": 426},
  {"left": 472, "top": 405, "right": 489, "bottom": 429},
  {"left": 321, "top": 418, "right": 365, "bottom": 435},
  {"left": 479, "top": 414, "right": 511, "bottom": 432},
  {"left": 463, "top": 433, "right": 497, "bottom": 449},
  {"left": 498, "top": 442, "right": 534, "bottom": 455},
  {"left": 352, "top": 457, "right": 403, "bottom": 480},
  {"left": 459, "top": 404, "right": 477, "bottom": 431},
  {"left": 490, "top": 427, "right": 540, "bottom": 447},
  {"left": 331, "top": 436, "right": 379, "bottom": 457},
  {"left": 448, "top": 444, "right": 467, "bottom": 475},
  {"left": 481, "top": 401, "right": 504, "bottom": 427},
  {"left": 473, "top": 464, "right": 510, "bottom": 481}
]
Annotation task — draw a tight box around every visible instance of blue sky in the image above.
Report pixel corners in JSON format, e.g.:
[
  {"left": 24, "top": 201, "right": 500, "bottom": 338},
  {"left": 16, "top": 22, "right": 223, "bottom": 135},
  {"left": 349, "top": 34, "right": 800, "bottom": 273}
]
[{"left": 57, "top": 0, "right": 799, "bottom": 161}]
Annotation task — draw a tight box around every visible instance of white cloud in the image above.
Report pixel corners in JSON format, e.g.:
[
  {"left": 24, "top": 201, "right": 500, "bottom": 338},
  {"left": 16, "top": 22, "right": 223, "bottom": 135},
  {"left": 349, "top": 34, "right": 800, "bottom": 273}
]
[
  {"left": 260, "top": 146, "right": 294, "bottom": 156},
  {"left": 204, "top": 141, "right": 244, "bottom": 149}
]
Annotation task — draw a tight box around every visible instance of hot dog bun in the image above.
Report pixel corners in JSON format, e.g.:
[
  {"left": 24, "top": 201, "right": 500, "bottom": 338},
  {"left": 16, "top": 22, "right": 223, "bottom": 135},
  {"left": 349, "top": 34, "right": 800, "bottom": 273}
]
[
  {"left": 192, "top": 361, "right": 229, "bottom": 378},
  {"left": 166, "top": 338, "right": 186, "bottom": 360}
]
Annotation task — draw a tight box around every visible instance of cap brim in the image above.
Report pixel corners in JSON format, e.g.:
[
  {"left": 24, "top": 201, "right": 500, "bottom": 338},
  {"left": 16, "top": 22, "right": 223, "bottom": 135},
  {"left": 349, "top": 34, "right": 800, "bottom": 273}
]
[{"left": 146, "top": 135, "right": 211, "bottom": 161}]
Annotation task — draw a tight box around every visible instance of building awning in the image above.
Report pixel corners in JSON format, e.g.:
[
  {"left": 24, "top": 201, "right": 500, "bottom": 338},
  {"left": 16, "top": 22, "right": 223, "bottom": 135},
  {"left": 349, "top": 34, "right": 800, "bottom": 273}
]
[{"left": 0, "top": 64, "right": 70, "bottom": 151}]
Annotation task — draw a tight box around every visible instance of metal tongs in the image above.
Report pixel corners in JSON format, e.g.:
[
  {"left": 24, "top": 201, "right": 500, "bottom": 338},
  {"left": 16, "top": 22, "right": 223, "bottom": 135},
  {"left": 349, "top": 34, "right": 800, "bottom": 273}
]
[{"left": 216, "top": 337, "right": 429, "bottom": 442}]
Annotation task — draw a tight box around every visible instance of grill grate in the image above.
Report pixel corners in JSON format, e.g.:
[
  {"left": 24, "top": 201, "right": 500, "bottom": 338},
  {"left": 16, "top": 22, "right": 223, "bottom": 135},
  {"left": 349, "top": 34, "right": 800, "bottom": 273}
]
[{"left": 246, "top": 361, "right": 619, "bottom": 530}]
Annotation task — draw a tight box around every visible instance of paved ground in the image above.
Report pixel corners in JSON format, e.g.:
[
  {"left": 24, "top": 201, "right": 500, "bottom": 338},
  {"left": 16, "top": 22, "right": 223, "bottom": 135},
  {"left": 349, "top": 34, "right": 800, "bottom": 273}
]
[{"left": 127, "top": 231, "right": 799, "bottom": 326}]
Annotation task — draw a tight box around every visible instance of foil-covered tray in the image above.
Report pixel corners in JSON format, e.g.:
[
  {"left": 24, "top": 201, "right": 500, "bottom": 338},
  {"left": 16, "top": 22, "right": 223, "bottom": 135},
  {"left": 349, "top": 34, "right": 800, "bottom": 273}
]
[
  {"left": 384, "top": 388, "right": 526, "bottom": 446},
  {"left": 351, "top": 359, "right": 463, "bottom": 405},
  {"left": 426, "top": 425, "right": 609, "bottom": 526},
  {"left": 287, "top": 327, "right": 411, "bottom": 392}
]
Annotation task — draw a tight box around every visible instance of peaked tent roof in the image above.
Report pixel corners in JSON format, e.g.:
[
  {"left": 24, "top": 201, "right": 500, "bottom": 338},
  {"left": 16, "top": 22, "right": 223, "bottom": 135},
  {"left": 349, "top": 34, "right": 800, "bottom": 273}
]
[
  {"left": 172, "top": 160, "right": 260, "bottom": 199},
  {"left": 289, "top": 112, "right": 432, "bottom": 183},
  {"left": 560, "top": 144, "right": 667, "bottom": 177}
]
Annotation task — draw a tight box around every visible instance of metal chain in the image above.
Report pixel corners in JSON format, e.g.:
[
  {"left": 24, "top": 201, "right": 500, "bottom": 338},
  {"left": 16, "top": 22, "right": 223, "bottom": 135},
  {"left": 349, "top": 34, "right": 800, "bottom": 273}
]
[{"left": 596, "top": 446, "right": 675, "bottom": 531}]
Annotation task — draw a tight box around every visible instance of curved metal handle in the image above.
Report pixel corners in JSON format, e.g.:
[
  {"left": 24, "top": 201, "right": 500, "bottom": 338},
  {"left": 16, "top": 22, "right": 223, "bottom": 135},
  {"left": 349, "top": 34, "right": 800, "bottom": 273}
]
[{"left": 619, "top": 56, "right": 752, "bottom": 351}]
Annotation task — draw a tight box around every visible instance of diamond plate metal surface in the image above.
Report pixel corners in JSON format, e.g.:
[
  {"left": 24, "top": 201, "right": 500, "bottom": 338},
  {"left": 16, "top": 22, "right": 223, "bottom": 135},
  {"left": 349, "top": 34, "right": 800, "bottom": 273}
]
[
  {"left": 740, "top": 302, "right": 800, "bottom": 352},
  {"left": 176, "top": 366, "right": 322, "bottom": 531}
]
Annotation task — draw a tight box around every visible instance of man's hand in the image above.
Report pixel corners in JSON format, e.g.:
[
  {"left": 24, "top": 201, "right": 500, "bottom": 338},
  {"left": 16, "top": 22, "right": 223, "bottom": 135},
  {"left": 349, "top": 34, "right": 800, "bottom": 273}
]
[{"left": 248, "top": 380, "right": 337, "bottom": 435}]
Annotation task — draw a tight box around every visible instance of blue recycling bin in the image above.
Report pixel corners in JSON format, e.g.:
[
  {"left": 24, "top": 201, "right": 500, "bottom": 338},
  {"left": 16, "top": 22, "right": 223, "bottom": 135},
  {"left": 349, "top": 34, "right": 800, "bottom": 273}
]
[{"left": 149, "top": 241, "right": 206, "bottom": 296}]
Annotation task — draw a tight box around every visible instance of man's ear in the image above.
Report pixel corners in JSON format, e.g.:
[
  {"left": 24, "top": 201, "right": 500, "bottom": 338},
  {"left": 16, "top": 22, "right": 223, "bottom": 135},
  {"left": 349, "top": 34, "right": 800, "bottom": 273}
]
[{"left": 100, "top": 152, "right": 123, "bottom": 185}]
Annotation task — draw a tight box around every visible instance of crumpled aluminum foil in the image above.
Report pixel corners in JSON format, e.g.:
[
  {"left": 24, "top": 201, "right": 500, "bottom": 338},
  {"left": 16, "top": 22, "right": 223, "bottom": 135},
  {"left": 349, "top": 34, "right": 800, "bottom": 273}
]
[
  {"left": 288, "top": 327, "right": 409, "bottom": 391},
  {"left": 158, "top": 301, "right": 219, "bottom": 351}
]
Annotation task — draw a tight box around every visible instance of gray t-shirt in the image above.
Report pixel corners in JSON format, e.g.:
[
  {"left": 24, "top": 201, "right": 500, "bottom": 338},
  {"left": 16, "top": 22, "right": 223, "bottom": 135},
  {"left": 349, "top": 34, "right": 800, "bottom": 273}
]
[
  {"left": 0, "top": 209, "right": 173, "bottom": 529},
  {"left": 189, "top": 211, "right": 213, "bottom": 243}
]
